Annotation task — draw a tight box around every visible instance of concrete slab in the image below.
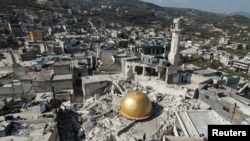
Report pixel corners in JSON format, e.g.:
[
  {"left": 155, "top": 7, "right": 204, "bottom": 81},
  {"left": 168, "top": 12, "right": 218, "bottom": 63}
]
[
  {"left": 52, "top": 74, "right": 72, "bottom": 80},
  {"left": 177, "top": 110, "right": 230, "bottom": 139}
]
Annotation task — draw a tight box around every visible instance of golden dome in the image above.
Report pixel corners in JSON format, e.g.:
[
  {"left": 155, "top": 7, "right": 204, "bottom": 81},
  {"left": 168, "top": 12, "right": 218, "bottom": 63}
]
[{"left": 119, "top": 90, "right": 153, "bottom": 120}]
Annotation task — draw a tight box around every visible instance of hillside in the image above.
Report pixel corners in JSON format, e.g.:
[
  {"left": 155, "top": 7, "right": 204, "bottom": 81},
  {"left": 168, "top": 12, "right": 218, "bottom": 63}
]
[
  {"left": 0, "top": 0, "right": 249, "bottom": 42},
  {"left": 65, "top": 0, "right": 250, "bottom": 37},
  {"left": 229, "top": 11, "right": 250, "bottom": 18}
]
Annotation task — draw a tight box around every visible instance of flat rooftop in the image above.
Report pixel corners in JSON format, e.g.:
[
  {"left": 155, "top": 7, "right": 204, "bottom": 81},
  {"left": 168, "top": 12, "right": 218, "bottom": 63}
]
[
  {"left": 81, "top": 74, "right": 122, "bottom": 84},
  {"left": 0, "top": 103, "right": 55, "bottom": 140},
  {"left": 176, "top": 110, "right": 230, "bottom": 139},
  {"left": 52, "top": 74, "right": 72, "bottom": 80},
  {"left": 54, "top": 59, "right": 72, "bottom": 65}
]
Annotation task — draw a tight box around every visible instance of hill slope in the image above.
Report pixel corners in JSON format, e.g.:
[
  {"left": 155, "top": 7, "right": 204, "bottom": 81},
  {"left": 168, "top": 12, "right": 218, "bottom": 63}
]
[{"left": 0, "top": 0, "right": 249, "bottom": 41}]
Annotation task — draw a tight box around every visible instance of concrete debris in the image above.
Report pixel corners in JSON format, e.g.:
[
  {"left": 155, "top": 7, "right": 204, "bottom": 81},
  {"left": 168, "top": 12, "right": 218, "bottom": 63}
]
[
  {"left": 65, "top": 77, "right": 209, "bottom": 141},
  {"left": 82, "top": 120, "right": 94, "bottom": 131}
]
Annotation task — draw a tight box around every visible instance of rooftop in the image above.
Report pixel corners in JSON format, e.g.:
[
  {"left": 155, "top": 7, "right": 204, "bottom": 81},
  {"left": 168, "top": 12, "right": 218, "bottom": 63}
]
[
  {"left": 138, "top": 38, "right": 166, "bottom": 46},
  {"left": 81, "top": 74, "right": 122, "bottom": 84},
  {"left": 0, "top": 100, "right": 56, "bottom": 140},
  {"left": 176, "top": 110, "right": 230, "bottom": 138},
  {"left": 52, "top": 74, "right": 72, "bottom": 80},
  {"left": 54, "top": 59, "right": 72, "bottom": 65}
]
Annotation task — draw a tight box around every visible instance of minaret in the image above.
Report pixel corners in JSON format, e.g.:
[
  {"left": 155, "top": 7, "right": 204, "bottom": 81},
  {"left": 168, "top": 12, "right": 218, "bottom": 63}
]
[{"left": 168, "top": 18, "right": 182, "bottom": 66}]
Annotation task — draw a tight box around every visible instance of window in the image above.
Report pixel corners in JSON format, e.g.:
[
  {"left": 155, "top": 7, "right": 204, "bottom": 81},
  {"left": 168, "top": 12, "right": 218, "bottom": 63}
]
[
  {"left": 223, "top": 106, "right": 230, "bottom": 113},
  {"left": 78, "top": 73, "right": 81, "bottom": 77}
]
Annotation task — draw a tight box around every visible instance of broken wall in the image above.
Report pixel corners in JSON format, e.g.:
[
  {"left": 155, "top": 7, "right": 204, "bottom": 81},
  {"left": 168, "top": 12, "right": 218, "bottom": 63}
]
[
  {"left": 20, "top": 79, "right": 35, "bottom": 95},
  {"left": 13, "top": 64, "right": 27, "bottom": 79},
  {"left": 33, "top": 80, "right": 52, "bottom": 92},
  {"left": 97, "top": 58, "right": 122, "bottom": 74},
  {"left": 166, "top": 67, "right": 179, "bottom": 84},
  {"left": 0, "top": 86, "right": 23, "bottom": 97},
  {"left": 48, "top": 126, "right": 60, "bottom": 141},
  {"left": 53, "top": 46, "right": 64, "bottom": 55},
  {"left": 83, "top": 81, "right": 108, "bottom": 100},
  {"left": 98, "top": 50, "right": 117, "bottom": 67}
]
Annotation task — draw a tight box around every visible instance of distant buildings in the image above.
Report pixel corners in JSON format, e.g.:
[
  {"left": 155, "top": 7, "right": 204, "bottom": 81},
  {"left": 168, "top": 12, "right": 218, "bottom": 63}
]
[
  {"left": 132, "top": 37, "right": 169, "bottom": 57},
  {"left": 232, "top": 52, "right": 250, "bottom": 73},
  {"left": 8, "top": 23, "right": 23, "bottom": 36},
  {"left": 28, "top": 30, "right": 43, "bottom": 41}
]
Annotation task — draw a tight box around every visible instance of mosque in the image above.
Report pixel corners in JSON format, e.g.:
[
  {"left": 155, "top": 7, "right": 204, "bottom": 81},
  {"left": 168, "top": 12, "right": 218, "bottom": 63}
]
[
  {"left": 77, "top": 18, "right": 213, "bottom": 141},
  {"left": 82, "top": 18, "right": 184, "bottom": 122},
  {"left": 122, "top": 18, "right": 183, "bottom": 84},
  {"left": 118, "top": 90, "right": 153, "bottom": 120},
  {"left": 118, "top": 18, "right": 182, "bottom": 121}
]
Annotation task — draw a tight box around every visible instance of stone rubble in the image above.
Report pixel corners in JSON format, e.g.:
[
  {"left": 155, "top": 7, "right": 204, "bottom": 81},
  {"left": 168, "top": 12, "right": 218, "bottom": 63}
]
[{"left": 73, "top": 81, "right": 202, "bottom": 141}]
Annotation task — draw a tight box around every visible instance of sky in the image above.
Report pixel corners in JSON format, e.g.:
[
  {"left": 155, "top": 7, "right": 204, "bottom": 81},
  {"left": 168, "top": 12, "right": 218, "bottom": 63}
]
[{"left": 141, "top": 0, "right": 250, "bottom": 13}]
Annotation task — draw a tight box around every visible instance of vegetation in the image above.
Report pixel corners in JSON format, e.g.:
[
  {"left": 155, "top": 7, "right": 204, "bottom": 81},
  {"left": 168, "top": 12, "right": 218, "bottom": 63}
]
[
  {"left": 0, "top": 0, "right": 249, "bottom": 38},
  {"left": 181, "top": 55, "right": 223, "bottom": 69},
  {"left": 223, "top": 68, "right": 250, "bottom": 79},
  {"left": 224, "top": 48, "right": 250, "bottom": 57},
  {"left": 181, "top": 55, "right": 250, "bottom": 80}
]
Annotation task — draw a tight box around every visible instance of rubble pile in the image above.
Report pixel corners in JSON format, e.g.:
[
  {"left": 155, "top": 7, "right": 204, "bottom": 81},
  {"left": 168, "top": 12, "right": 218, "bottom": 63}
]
[{"left": 73, "top": 85, "right": 201, "bottom": 141}]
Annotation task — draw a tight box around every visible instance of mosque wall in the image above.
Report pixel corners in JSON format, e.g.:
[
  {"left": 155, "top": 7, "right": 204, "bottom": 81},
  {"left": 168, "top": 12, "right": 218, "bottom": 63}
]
[{"left": 166, "top": 67, "right": 179, "bottom": 84}]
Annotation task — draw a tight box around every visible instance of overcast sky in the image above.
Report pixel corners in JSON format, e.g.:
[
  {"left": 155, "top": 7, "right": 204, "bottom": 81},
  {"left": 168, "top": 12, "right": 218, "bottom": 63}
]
[{"left": 141, "top": 0, "right": 250, "bottom": 13}]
